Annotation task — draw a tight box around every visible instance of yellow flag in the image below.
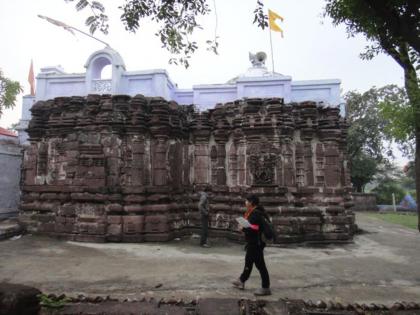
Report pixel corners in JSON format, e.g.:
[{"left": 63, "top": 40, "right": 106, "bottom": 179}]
[{"left": 268, "top": 9, "right": 284, "bottom": 37}]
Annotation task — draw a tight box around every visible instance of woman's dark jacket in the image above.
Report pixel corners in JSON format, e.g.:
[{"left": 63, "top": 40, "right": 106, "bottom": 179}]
[{"left": 243, "top": 206, "right": 266, "bottom": 247}]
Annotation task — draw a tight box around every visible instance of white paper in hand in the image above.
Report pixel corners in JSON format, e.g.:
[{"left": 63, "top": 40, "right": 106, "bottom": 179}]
[{"left": 236, "top": 217, "right": 251, "bottom": 228}]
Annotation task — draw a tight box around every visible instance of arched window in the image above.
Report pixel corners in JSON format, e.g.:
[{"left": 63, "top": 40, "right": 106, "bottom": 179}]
[
  {"left": 85, "top": 48, "right": 126, "bottom": 94},
  {"left": 90, "top": 56, "right": 112, "bottom": 93},
  {"left": 101, "top": 64, "right": 112, "bottom": 80},
  {"left": 91, "top": 56, "right": 111, "bottom": 80}
]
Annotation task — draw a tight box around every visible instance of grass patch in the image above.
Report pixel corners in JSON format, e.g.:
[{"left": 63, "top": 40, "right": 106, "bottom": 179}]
[{"left": 366, "top": 212, "right": 418, "bottom": 230}]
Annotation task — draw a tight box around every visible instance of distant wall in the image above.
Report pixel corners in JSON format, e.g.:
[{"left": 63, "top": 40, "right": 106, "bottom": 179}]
[
  {"left": 0, "top": 140, "right": 22, "bottom": 218},
  {"left": 351, "top": 193, "right": 378, "bottom": 212}
]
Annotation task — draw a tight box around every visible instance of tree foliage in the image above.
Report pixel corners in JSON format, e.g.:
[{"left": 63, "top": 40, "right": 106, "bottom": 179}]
[
  {"left": 346, "top": 86, "right": 396, "bottom": 159},
  {"left": 324, "top": 0, "right": 420, "bottom": 230},
  {"left": 324, "top": 0, "right": 419, "bottom": 62},
  {"left": 344, "top": 85, "right": 406, "bottom": 191},
  {"left": 373, "top": 177, "right": 406, "bottom": 205},
  {"left": 65, "top": 0, "right": 267, "bottom": 68},
  {"left": 379, "top": 87, "right": 415, "bottom": 156},
  {"left": 350, "top": 153, "right": 378, "bottom": 193},
  {"left": 372, "top": 164, "right": 408, "bottom": 205},
  {"left": 0, "top": 69, "right": 22, "bottom": 118}
]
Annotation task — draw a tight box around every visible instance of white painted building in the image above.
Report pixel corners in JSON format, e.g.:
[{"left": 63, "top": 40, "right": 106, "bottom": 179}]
[{"left": 17, "top": 48, "right": 343, "bottom": 144}]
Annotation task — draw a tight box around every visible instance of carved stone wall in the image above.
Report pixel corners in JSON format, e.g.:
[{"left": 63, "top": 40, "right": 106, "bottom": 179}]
[{"left": 20, "top": 94, "right": 356, "bottom": 243}]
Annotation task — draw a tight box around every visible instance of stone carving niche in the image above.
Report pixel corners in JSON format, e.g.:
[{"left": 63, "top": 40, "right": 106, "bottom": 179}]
[{"left": 248, "top": 143, "right": 278, "bottom": 186}]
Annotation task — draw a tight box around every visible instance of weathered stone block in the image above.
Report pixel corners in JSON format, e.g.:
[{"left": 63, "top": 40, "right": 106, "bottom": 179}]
[
  {"left": 35, "top": 214, "right": 55, "bottom": 223},
  {"left": 56, "top": 223, "right": 74, "bottom": 233},
  {"left": 326, "top": 206, "right": 345, "bottom": 215},
  {"left": 107, "top": 215, "right": 122, "bottom": 224},
  {"left": 88, "top": 223, "right": 106, "bottom": 235},
  {"left": 21, "top": 192, "right": 39, "bottom": 202},
  {"left": 56, "top": 215, "right": 66, "bottom": 223},
  {"left": 123, "top": 195, "right": 147, "bottom": 203},
  {"left": 301, "top": 224, "right": 322, "bottom": 233},
  {"left": 145, "top": 215, "right": 169, "bottom": 233},
  {"left": 123, "top": 205, "right": 143, "bottom": 213},
  {"left": 123, "top": 215, "right": 144, "bottom": 234},
  {"left": 59, "top": 203, "right": 76, "bottom": 216},
  {"left": 107, "top": 224, "right": 122, "bottom": 241},
  {"left": 77, "top": 223, "right": 89, "bottom": 233},
  {"left": 105, "top": 203, "right": 123, "bottom": 213},
  {"left": 78, "top": 216, "right": 100, "bottom": 223},
  {"left": 39, "top": 193, "right": 58, "bottom": 200},
  {"left": 324, "top": 216, "right": 352, "bottom": 224},
  {"left": 38, "top": 222, "right": 55, "bottom": 233}
]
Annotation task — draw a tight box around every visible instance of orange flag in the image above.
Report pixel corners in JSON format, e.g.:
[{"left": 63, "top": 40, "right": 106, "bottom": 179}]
[{"left": 28, "top": 59, "right": 35, "bottom": 96}]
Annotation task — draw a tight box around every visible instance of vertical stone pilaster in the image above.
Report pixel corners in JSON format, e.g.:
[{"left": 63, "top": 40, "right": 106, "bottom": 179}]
[
  {"left": 304, "top": 142, "right": 314, "bottom": 186},
  {"left": 227, "top": 141, "right": 238, "bottom": 187},
  {"left": 190, "top": 111, "right": 212, "bottom": 186},
  {"left": 324, "top": 144, "right": 340, "bottom": 187},
  {"left": 216, "top": 143, "right": 227, "bottom": 186},
  {"left": 168, "top": 140, "right": 183, "bottom": 189},
  {"left": 152, "top": 138, "right": 168, "bottom": 186},
  {"left": 210, "top": 145, "right": 218, "bottom": 185},
  {"left": 193, "top": 143, "right": 210, "bottom": 185},
  {"left": 315, "top": 143, "right": 325, "bottom": 186},
  {"left": 295, "top": 143, "right": 305, "bottom": 187},
  {"left": 237, "top": 139, "right": 247, "bottom": 186},
  {"left": 283, "top": 143, "right": 295, "bottom": 187}
]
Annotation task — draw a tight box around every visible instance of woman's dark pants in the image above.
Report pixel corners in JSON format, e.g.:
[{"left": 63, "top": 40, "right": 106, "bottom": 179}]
[{"left": 239, "top": 244, "right": 270, "bottom": 288}]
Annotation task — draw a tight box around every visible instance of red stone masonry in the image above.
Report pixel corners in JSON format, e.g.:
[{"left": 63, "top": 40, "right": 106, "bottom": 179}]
[{"left": 20, "top": 94, "right": 356, "bottom": 243}]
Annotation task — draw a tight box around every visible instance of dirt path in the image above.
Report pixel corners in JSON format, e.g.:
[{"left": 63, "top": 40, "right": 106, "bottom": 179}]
[{"left": 1, "top": 213, "right": 420, "bottom": 304}]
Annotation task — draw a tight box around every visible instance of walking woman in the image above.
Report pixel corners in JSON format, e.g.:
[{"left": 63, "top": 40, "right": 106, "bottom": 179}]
[{"left": 232, "top": 195, "right": 271, "bottom": 296}]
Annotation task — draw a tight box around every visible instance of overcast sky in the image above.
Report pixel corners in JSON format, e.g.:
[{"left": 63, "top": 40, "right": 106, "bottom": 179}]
[{"left": 0, "top": 0, "right": 404, "bottom": 138}]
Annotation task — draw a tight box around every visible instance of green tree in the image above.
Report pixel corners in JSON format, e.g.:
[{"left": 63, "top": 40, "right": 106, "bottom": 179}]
[
  {"left": 379, "top": 87, "right": 415, "bottom": 156},
  {"left": 345, "top": 86, "right": 404, "bottom": 192},
  {"left": 65, "top": 0, "right": 267, "bottom": 68},
  {"left": 324, "top": 0, "right": 420, "bottom": 230},
  {"left": 371, "top": 163, "right": 407, "bottom": 205},
  {"left": 373, "top": 178, "right": 406, "bottom": 205},
  {"left": 351, "top": 153, "right": 378, "bottom": 192},
  {"left": 0, "top": 69, "right": 22, "bottom": 118}
]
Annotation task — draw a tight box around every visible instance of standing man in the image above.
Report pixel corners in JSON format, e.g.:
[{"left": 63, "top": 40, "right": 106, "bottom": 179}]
[{"left": 198, "top": 191, "right": 210, "bottom": 248}]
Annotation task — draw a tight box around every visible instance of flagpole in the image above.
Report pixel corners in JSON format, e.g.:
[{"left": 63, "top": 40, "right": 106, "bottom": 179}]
[
  {"left": 269, "top": 28, "right": 275, "bottom": 73},
  {"left": 38, "top": 15, "right": 110, "bottom": 48},
  {"left": 69, "top": 26, "right": 110, "bottom": 48}
]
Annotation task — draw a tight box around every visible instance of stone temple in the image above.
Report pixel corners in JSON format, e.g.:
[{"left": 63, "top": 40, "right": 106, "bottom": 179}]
[{"left": 18, "top": 48, "right": 356, "bottom": 243}]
